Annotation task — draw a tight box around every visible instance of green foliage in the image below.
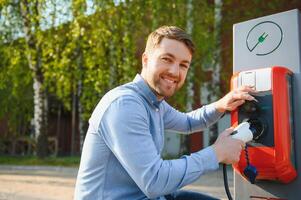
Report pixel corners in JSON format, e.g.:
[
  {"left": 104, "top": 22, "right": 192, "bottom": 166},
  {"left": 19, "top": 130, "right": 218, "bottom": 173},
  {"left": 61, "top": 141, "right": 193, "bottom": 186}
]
[
  {"left": 0, "top": 40, "right": 33, "bottom": 136},
  {"left": 2, "top": 0, "right": 296, "bottom": 147},
  {"left": 0, "top": 0, "right": 218, "bottom": 137}
]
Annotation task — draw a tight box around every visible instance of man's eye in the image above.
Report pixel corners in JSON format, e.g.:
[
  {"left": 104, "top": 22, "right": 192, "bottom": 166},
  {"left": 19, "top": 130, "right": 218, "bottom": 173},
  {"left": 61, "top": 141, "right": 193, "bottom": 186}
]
[
  {"left": 180, "top": 64, "right": 189, "bottom": 69},
  {"left": 161, "top": 57, "right": 172, "bottom": 62}
]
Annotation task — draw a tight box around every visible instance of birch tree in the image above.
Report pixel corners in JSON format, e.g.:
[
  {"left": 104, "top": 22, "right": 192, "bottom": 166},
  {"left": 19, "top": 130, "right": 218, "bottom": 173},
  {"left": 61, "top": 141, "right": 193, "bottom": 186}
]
[{"left": 18, "top": 0, "right": 49, "bottom": 158}]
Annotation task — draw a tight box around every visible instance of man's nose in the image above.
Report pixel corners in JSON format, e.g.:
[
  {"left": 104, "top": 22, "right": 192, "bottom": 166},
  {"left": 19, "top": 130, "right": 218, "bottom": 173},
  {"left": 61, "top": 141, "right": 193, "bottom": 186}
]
[{"left": 168, "top": 63, "right": 180, "bottom": 76}]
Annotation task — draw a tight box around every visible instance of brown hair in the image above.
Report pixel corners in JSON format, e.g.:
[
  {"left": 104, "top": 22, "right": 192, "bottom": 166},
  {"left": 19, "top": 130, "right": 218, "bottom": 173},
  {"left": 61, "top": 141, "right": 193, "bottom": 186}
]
[{"left": 144, "top": 25, "right": 195, "bottom": 55}]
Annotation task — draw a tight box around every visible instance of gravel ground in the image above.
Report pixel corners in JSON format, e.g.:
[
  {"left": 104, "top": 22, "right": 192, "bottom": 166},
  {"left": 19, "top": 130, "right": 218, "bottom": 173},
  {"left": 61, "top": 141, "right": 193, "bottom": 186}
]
[{"left": 0, "top": 165, "right": 233, "bottom": 200}]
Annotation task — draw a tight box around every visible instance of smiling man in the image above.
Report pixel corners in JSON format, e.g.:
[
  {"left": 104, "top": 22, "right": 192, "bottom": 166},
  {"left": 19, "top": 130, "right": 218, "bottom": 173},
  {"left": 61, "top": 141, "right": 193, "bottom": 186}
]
[{"left": 74, "top": 26, "right": 256, "bottom": 200}]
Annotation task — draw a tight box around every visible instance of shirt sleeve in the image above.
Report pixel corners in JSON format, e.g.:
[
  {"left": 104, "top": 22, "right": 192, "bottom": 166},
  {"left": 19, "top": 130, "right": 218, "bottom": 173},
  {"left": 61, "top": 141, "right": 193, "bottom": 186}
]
[
  {"left": 162, "top": 101, "right": 224, "bottom": 134},
  {"left": 99, "top": 95, "right": 219, "bottom": 199}
]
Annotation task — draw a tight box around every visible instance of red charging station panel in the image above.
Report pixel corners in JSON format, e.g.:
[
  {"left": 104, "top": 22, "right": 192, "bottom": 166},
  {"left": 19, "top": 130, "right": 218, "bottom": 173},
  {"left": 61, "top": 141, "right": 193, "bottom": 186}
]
[{"left": 231, "top": 66, "right": 297, "bottom": 183}]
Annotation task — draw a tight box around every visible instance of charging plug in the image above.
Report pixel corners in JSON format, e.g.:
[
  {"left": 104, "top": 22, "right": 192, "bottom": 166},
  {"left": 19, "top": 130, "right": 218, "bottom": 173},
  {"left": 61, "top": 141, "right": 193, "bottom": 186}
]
[{"left": 231, "top": 122, "right": 254, "bottom": 143}]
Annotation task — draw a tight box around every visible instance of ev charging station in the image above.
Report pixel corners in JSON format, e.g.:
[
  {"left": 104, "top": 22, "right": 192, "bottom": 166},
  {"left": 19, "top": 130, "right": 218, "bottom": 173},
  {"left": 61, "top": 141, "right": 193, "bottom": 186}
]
[{"left": 232, "top": 9, "right": 301, "bottom": 199}]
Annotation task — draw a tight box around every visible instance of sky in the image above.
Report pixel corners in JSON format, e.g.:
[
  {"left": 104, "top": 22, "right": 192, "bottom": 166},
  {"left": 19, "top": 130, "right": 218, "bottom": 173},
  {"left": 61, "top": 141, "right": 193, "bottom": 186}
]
[{"left": 0, "top": 0, "right": 124, "bottom": 40}]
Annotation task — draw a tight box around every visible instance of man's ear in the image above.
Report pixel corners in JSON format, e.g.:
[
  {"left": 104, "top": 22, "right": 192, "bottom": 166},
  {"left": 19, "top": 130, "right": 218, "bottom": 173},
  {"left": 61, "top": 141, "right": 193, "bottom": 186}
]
[{"left": 142, "top": 52, "right": 148, "bottom": 68}]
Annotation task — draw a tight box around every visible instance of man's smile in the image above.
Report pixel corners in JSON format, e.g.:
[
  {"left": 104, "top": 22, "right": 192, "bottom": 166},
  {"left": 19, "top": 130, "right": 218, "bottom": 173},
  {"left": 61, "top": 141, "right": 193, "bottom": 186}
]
[{"left": 160, "top": 75, "right": 178, "bottom": 87}]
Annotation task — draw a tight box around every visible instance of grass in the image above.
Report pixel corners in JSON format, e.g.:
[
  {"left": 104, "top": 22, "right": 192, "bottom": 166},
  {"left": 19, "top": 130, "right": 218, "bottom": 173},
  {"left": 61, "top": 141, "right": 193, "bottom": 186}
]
[{"left": 0, "top": 155, "right": 80, "bottom": 167}]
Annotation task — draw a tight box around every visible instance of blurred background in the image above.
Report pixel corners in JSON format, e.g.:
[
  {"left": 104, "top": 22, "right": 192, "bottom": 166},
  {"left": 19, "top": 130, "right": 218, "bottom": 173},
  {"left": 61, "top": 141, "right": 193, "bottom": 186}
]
[{"left": 0, "top": 0, "right": 300, "bottom": 169}]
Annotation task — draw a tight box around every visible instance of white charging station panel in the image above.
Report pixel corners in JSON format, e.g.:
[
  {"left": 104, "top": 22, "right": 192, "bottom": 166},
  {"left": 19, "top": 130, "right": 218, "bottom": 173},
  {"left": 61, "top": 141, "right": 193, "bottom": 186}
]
[{"left": 238, "top": 68, "right": 272, "bottom": 92}]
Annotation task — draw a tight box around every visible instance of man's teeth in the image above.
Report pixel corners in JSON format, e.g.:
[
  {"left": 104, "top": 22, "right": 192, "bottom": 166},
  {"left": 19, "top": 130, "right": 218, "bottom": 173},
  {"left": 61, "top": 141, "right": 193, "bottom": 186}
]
[{"left": 163, "top": 77, "right": 176, "bottom": 83}]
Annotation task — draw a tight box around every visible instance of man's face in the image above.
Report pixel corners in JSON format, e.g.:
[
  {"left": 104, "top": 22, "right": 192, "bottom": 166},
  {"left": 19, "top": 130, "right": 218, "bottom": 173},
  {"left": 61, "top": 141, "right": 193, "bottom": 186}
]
[{"left": 141, "top": 38, "right": 192, "bottom": 100}]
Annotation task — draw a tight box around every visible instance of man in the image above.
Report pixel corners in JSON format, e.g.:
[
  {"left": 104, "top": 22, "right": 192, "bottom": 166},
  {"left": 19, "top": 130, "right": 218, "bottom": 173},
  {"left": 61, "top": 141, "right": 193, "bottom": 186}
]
[{"left": 74, "top": 26, "right": 256, "bottom": 200}]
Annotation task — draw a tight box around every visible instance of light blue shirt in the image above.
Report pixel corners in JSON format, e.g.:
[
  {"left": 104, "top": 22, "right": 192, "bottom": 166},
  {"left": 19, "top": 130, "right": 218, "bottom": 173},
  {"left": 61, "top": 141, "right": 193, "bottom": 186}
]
[{"left": 74, "top": 74, "right": 223, "bottom": 200}]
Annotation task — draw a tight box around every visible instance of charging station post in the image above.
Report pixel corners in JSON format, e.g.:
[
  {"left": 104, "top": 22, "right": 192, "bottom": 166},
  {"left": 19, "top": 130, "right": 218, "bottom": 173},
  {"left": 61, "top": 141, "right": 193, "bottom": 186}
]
[{"left": 232, "top": 9, "right": 301, "bottom": 199}]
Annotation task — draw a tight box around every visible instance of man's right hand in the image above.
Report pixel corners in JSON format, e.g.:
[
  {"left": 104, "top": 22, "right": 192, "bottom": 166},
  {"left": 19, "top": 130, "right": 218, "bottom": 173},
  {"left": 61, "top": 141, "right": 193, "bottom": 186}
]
[
  {"left": 213, "top": 85, "right": 257, "bottom": 113},
  {"left": 212, "top": 127, "right": 245, "bottom": 165}
]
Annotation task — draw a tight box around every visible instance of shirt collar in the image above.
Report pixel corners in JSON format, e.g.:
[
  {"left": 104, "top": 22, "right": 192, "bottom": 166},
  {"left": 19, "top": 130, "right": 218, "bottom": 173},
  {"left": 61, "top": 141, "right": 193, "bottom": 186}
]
[{"left": 133, "top": 74, "right": 163, "bottom": 109}]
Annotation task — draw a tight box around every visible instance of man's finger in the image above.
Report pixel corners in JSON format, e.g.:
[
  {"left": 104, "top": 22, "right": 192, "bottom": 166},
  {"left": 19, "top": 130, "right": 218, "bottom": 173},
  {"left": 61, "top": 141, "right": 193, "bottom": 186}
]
[
  {"left": 237, "top": 85, "right": 257, "bottom": 93},
  {"left": 222, "top": 127, "right": 235, "bottom": 136},
  {"left": 228, "top": 99, "right": 245, "bottom": 110},
  {"left": 232, "top": 92, "right": 256, "bottom": 101}
]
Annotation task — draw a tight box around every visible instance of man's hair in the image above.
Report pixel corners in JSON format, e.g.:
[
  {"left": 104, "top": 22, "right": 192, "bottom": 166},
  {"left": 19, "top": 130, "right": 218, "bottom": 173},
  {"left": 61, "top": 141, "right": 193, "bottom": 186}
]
[{"left": 145, "top": 26, "right": 195, "bottom": 55}]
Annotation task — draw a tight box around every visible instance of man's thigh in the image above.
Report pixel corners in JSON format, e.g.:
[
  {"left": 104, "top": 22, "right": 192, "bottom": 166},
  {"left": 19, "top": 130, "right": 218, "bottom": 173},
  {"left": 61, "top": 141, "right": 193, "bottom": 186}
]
[{"left": 165, "top": 190, "right": 220, "bottom": 200}]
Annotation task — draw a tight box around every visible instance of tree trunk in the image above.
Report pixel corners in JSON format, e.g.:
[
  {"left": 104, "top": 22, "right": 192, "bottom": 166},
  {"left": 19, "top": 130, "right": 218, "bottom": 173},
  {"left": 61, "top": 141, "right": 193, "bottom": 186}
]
[
  {"left": 19, "top": 1, "right": 48, "bottom": 158},
  {"left": 70, "top": 0, "right": 87, "bottom": 155},
  {"left": 78, "top": 83, "right": 84, "bottom": 153},
  {"left": 71, "top": 82, "right": 77, "bottom": 156},
  {"left": 77, "top": 51, "right": 85, "bottom": 153},
  {"left": 33, "top": 74, "right": 48, "bottom": 158},
  {"left": 184, "top": 0, "right": 203, "bottom": 153},
  {"left": 56, "top": 103, "right": 62, "bottom": 149},
  {"left": 208, "top": 0, "right": 223, "bottom": 145},
  {"left": 213, "top": 0, "right": 222, "bottom": 94}
]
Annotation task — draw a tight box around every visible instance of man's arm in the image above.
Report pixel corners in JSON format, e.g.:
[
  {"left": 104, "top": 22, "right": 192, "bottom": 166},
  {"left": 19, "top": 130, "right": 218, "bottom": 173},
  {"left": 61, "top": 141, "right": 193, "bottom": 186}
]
[
  {"left": 163, "top": 85, "right": 257, "bottom": 133},
  {"left": 100, "top": 95, "right": 219, "bottom": 198},
  {"left": 163, "top": 102, "right": 223, "bottom": 133}
]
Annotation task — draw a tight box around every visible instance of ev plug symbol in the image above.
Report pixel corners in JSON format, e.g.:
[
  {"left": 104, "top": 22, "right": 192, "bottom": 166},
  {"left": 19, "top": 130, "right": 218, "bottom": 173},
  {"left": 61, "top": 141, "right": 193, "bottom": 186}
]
[{"left": 250, "top": 32, "right": 269, "bottom": 52}]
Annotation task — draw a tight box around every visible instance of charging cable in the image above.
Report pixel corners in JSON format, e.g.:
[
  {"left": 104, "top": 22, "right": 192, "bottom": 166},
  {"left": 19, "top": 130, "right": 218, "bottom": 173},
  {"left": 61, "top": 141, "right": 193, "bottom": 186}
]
[{"left": 223, "top": 122, "right": 255, "bottom": 200}]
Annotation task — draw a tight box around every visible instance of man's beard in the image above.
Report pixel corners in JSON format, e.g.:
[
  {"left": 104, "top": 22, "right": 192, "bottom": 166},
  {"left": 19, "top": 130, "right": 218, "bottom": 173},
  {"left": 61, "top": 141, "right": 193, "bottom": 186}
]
[{"left": 153, "top": 78, "right": 178, "bottom": 99}]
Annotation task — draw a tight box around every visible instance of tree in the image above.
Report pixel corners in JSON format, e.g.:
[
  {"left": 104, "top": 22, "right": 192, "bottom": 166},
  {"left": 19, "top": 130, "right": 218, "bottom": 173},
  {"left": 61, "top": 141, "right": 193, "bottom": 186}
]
[
  {"left": 18, "top": 0, "right": 49, "bottom": 158},
  {"left": 0, "top": 0, "right": 51, "bottom": 157},
  {"left": 0, "top": 37, "right": 33, "bottom": 142}
]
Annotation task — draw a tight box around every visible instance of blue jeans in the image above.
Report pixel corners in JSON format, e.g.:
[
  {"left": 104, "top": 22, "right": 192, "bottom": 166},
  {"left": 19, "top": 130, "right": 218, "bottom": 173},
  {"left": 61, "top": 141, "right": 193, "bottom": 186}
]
[{"left": 165, "top": 190, "right": 220, "bottom": 200}]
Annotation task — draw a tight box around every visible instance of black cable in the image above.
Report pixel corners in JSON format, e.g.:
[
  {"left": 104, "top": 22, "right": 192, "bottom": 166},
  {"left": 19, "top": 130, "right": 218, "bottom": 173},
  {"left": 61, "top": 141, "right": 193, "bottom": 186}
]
[{"left": 223, "top": 164, "right": 233, "bottom": 200}]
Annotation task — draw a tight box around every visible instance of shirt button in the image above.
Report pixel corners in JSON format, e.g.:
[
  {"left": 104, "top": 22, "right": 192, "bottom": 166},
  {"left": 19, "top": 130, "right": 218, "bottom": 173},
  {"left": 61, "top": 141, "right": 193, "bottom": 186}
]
[{"left": 155, "top": 108, "right": 159, "bottom": 112}]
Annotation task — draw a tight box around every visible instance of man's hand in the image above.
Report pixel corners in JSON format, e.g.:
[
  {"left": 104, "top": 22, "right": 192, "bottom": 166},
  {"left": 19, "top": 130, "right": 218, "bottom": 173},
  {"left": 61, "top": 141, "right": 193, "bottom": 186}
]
[
  {"left": 214, "top": 85, "right": 257, "bottom": 113},
  {"left": 212, "top": 127, "right": 245, "bottom": 164}
]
